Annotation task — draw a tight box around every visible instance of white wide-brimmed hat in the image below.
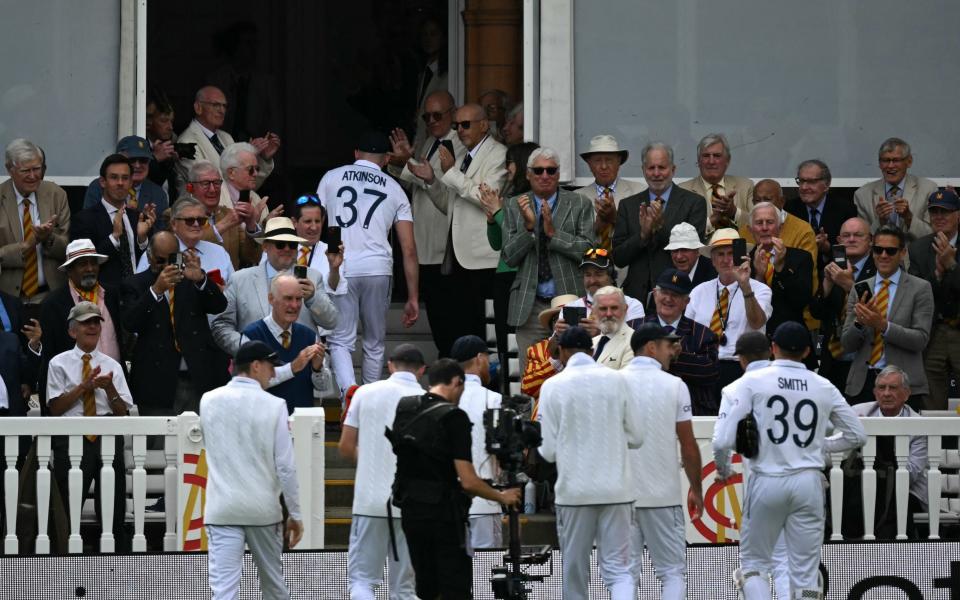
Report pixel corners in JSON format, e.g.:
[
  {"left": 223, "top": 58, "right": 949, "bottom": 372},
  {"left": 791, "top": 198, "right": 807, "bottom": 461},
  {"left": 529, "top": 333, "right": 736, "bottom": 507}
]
[
  {"left": 663, "top": 222, "right": 705, "bottom": 251},
  {"left": 579, "top": 135, "right": 628, "bottom": 164},
  {"left": 59, "top": 239, "right": 108, "bottom": 271},
  {"left": 255, "top": 217, "right": 308, "bottom": 245}
]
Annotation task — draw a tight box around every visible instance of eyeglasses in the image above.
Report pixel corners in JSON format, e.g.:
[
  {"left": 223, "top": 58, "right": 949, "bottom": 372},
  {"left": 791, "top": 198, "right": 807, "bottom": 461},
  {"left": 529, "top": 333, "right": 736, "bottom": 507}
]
[
  {"left": 271, "top": 241, "right": 298, "bottom": 250},
  {"left": 879, "top": 157, "right": 907, "bottom": 165},
  {"left": 175, "top": 216, "right": 209, "bottom": 227},
  {"left": 871, "top": 245, "right": 900, "bottom": 256},
  {"left": 529, "top": 166, "right": 559, "bottom": 176},
  {"left": 421, "top": 108, "right": 452, "bottom": 123},
  {"left": 199, "top": 100, "right": 228, "bottom": 110},
  {"left": 795, "top": 177, "right": 824, "bottom": 185},
  {"left": 191, "top": 179, "right": 223, "bottom": 189},
  {"left": 233, "top": 165, "right": 259, "bottom": 176},
  {"left": 296, "top": 194, "right": 321, "bottom": 206},
  {"left": 451, "top": 120, "right": 481, "bottom": 131},
  {"left": 584, "top": 248, "right": 609, "bottom": 258}
]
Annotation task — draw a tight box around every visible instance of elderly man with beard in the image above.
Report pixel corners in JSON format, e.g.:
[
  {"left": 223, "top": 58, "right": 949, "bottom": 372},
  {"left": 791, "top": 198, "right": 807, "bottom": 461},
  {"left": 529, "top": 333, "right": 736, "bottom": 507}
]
[
  {"left": 186, "top": 160, "right": 262, "bottom": 270},
  {"left": 589, "top": 286, "right": 634, "bottom": 370}
]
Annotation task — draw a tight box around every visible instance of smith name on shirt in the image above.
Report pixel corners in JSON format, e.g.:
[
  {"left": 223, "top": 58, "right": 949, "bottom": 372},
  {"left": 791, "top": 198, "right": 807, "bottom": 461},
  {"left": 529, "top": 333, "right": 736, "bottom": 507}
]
[
  {"left": 341, "top": 170, "right": 387, "bottom": 186},
  {"left": 778, "top": 377, "right": 809, "bottom": 392}
]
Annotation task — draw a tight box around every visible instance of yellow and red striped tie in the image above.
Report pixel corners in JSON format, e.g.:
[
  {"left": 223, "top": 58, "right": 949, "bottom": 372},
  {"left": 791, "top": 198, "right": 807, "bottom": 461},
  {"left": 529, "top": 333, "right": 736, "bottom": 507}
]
[
  {"left": 710, "top": 287, "right": 729, "bottom": 338},
  {"left": 598, "top": 188, "right": 614, "bottom": 250},
  {"left": 297, "top": 246, "right": 310, "bottom": 266},
  {"left": 127, "top": 188, "right": 138, "bottom": 210},
  {"left": 869, "top": 279, "right": 891, "bottom": 365},
  {"left": 168, "top": 289, "right": 181, "bottom": 352},
  {"left": 764, "top": 258, "right": 774, "bottom": 286},
  {"left": 21, "top": 198, "right": 39, "bottom": 298},
  {"left": 827, "top": 289, "right": 849, "bottom": 359},
  {"left": 81, "top": 353, "right": 98, "bottom": 442}
]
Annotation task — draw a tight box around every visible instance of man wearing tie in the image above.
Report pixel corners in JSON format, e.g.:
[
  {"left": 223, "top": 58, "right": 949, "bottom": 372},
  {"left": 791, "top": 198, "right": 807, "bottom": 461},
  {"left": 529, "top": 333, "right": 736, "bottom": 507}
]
[
  {"left": 175, "top": 85, "right": 278, "bottom": 197},
  {"left": 679, "top": 133, "right": 755, "bottom": 235},
  {"left": 589, "top": 286, "right": 635, "bottom": 370},
  {"left": 785, "top": 159, "right": 857, "bottom": 273},
  {"left": 575, "top": 135, "right": 646, "bottom": 251},
  {"left": 81, "top": 136, "right": 169, "bottom": 230}
]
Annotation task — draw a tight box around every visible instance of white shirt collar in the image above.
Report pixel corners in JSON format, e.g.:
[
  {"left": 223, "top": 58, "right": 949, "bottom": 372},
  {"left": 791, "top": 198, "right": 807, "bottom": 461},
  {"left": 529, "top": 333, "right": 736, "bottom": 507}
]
[
  {"left": 465, "top": 373, "right": 483, "bottom": 385},
  {"left": 389, "top": 371, "right": 419, "bottom": 384},
  {"left": 194, "top": 119, "right": 217, "bottom": 139},
  {"left": 14, "top": 187, "right": 36, "bottom": 205},
  {"left": 657, "top": 315, "right": 681, "bottom": 329},
  {"left": 263, "top": 314, "right": 291, "bottom": 340}
]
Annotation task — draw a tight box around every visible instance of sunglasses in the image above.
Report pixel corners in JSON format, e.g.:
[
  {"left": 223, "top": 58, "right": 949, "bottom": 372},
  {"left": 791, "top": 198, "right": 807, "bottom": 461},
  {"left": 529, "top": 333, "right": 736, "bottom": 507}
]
[
  {"left": 529, "top": 166, "right": 559, "bottom": 176},
  {"left": 871, "top": 245, "right": 900, "bottom": 256},
  {"left": 296, "top": 194, "right": 321, "bottom": 206},
  {"left": 421, "top": 109, "right": 451, "bottom": 123},
  {"left": 451, "top": 120, "right": 480, "bottom": 131},
  {"left": 232, "top": 165, "right": 259, "bottom": 176},
  {"left": 584, "top": 248, "right": 609, "bottom": 258},
  {"left": 271, "top": 241, "right": 298, "bottom": 250},
  {"left": 175, "top": 216, "right": 208, "bottom": 227}
]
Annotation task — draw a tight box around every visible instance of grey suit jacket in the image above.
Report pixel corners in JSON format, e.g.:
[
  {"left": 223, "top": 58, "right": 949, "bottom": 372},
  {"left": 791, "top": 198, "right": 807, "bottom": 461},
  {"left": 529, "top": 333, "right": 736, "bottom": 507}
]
[
  {"left": 211, "top": 263, "right": 339, "bottom": 355},
  {"left": 0, "top": 179, "right": 70, "bottom": 298},
  {"left": 853, "top": 175, "right": 937, "bottom": 242},
  {"left": 175, "top": 119, "right": 275, "bottom": 198},
  {"left": 502, "top": 189, "right": 596, "bottom": 326},
  {"left": 840, "top": 269, "right": 934, "bottom": 396}
]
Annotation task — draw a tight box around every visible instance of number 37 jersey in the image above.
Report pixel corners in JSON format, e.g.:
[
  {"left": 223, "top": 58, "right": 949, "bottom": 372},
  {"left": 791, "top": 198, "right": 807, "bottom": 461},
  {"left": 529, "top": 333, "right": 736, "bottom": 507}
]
[
  {"left": 713, "top": 359, "right": 867, "bottom": 477},
  {"left": 317, "top": 159, "right": 412, "bottom": 278}
]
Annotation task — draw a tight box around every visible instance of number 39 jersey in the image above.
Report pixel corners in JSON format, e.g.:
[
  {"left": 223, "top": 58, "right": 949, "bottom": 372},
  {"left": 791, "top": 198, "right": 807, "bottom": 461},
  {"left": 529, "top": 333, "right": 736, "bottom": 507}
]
[
  {"left": 713, "top": 359, "right": 866, "bottom": 477},
  {"left": 317, "top": 159, "right": 412, "bottom": 278}
]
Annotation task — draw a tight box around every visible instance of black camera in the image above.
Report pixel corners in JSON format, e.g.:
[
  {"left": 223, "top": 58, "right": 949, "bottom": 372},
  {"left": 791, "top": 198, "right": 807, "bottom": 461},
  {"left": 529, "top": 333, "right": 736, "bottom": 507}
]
[
  {"left": 484, "top": 395, "right": 541, "bottom": 475},
  {"left": 173, "top": 142, "right": 197, "bottom": 160}
]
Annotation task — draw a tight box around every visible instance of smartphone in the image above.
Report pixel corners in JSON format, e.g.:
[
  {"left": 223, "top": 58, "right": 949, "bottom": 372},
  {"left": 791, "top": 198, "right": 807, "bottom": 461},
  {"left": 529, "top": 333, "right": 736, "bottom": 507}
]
[
  {"left": 168, "top": 252, "right": 183, "bottom": 270},
  {"left": 832, "top": 245, "right": 848, "bottom": 268},
  {"left": 562, "top": 306, "right": 587, "bottom": 327},
  {"left": 208, "top": 269, "right": 224, "bottom": 286},
  {"left": 294, "top": 265, "right": 308, "bottom": 279},
  {"left": 326, "top": 227, "right": 341, "bottom": 251},
  {"left": 731, "top": 238, "right": 748, "bottom": 264},
  {"left": 238, "top": 189, "right": 251, "bottom": 203},
  {"left": 854, "top": 280, "right": 873, "bottom": 303},
  {"left": 440, "top": 139, "right": 455, "bottom": 155}
]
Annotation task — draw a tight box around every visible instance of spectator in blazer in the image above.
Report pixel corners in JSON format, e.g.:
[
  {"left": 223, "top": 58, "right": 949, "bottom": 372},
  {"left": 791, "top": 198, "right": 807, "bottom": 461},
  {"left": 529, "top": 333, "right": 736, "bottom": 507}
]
[
  {"left": 188, "top": 160, "right": 262, "bottom": 270},
  {"left": 636, "top": 269, "right": 720, "bottom": 416},
  {"left": 739, "top": 179, "right": 818, "bottom": 263},
  {"left": 120, "top": 231, "right": 230, "bottom": 416},
  {"left": 175, "top": 85, "right": 277, "bottom": 197},
  {"left": 218, "top": 142, "right": 274, "bottom": 221},
  {"left": 841, "top": 226, "right": 934, "bottom": 408},
  {"left": 679, "top": 133, "right": 755, "bottom": 234},
  {"left": 0, "top": 290, "right": 42, "bottom": 416},
  {"left": 82, "top": 136, "right": 170, "bottom": 230},
  {"left": 907, "top": 189, "right": 960, "bottom": 409},
  {"left": 0, "top": 138, "right": 71, "bottom": 307},
  {"left": 71, "top": 154, "right": 157, "bottom": 289},
  {"left": 501, "top": 147, "right": 596, "bottom": 368},
  {"left": 575, "top": 135, "right": 646, "bottom": 250},
  {"left": 588, "top": 286, "right": 635, "bottom": 370},
  {"left": 613, "top": 142, "right": 707, "bottom": 304},
  {"left": 785, "top": 159, "right": 858, "bottom": 272},
  {"left": 854, "top": 137, "right": 938, "bottom": 242}
]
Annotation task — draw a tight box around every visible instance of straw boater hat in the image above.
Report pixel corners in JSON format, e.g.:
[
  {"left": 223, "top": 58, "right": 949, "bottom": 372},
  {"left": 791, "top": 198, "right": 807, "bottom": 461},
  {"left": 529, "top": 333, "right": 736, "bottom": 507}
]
[
  {"left": 538, "top": 294, "right": 580, "bottom": 330},
  {"left": 699, "top": 227, "right": 753, "bottom": 258},
  {"left": 579, "top": 134, "right": 629, "bottom": 164},
  {"left": 255, "top": 217, "right": 308, "bottom": 245},
  {"left": 59, "top": 239, "right": 108, "bottom": 271}
]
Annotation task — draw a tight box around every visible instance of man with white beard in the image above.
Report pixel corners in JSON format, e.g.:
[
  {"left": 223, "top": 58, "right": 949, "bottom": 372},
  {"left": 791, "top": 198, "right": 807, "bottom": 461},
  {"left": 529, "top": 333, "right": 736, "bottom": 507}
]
[{"left": 590, "top": 285, "right": 634, "bottom": 369}]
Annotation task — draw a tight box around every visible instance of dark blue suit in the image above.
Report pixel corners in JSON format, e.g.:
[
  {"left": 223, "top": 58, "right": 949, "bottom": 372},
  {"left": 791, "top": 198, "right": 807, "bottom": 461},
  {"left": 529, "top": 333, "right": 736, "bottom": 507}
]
[
  {"left": 629, "top": 314, "right": 720, "bottom": 415},
  {"left": 82, "top": 178, "right": 169, "bottom": 230},
  {"left": 0, "top": 292, "right": 38, "bottom": 415}
]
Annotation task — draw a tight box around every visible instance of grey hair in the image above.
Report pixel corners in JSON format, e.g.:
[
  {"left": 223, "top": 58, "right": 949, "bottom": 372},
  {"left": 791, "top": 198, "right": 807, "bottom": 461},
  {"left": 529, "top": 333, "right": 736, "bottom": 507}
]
[
  {"left": 878, "top": 137, "right": 911, "bottom": 159},
  {"left": 219, "top": 142, "right": 258, "bottom": 178},
  {"left": 593, "top": 285, "right": 625, "bottom": 305},
  {"left": 171, "top": 195, "right": 205, "bottom": 218},
  {"left": 641, "top": 141, "right": 674, "bottom": 167},
  {"left": 194, "top": 85, "right": 223, "bottom": 103},
  {"left": 5, "top": 138, "right": 44, "bottom": 170},
  {"left": 797, "top": 159, "right": 832, "bottom": 186},
  {"left": 750, "top": 201, "right": 779, "bottom": 222},
  {"left": 188, "top": 160, "right": 220, "bottom": 181},
  {"left": 270, "top": 273, "right": 299, "bottom": 296},
  {"left": 507, "top": 102, "right": 523, "bottom": 121},
  {"left": 877, "top": 365, "right": 910, "bottom": 390},
  {"left": 527, "top": 146, "right": 560, "bottom": 169},
  {"left": 697, "top": 133, "right": 731, "bottom": 160}
]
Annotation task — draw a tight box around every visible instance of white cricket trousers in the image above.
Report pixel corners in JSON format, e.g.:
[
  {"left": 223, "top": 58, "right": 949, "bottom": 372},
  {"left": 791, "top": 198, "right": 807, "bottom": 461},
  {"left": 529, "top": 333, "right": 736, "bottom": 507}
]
[
  {"left": 739, "top": 470, "right": 824, "bottom": 600},
  {"left": 348, "top": 515, "right": 417, "bottom": 600},
  {"left": 329, "top": 275, "right": 392, "bottom": 395},
  {"left": 630, "top": 505, "right": 687, "bottom": 600},
  {"left": 206, "top": 523, "right": 289, "bottom": 600},
  {"left": 556, "top": 503, "right": 635, "bottom": 600},
  {"left": 469, "top": 514, "right": 503, "bottom": 549}
]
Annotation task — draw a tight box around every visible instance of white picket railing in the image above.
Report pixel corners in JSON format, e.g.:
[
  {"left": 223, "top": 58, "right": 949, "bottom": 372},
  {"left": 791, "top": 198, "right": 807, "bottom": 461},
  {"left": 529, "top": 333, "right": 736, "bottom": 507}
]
[{"left": 0, "top": 408, "right": 326, "bottom": 555}]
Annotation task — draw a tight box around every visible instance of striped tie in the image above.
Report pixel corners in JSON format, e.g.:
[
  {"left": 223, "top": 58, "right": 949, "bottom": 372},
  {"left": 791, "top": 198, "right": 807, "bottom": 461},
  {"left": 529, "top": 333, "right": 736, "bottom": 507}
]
[
  {"left": 298, "top": 246, "right": 310, "bottom": 266},
  {"left": 21, "top": 198, "right": 39, "bottom": 298},
  {"left": 280, "top": 330, "right": 291, "bottom": 349},
  {"left": 127, "top": 188, "right": 138, "bottom": 210},
  {"left": 168, "top": 289, "right": 180, "bottom": 352},
  {"left": 764, "top": 258, "right": 774, "bottom": 285},
  {"left": 81, "top": 354, "right": 98, "bottom": 442},
  {"left": 869, "top": 279, "right": 891, "bottom": 365},
  {"left": 710, "top": 287, "right": 729, "bottom": 338},
  {"left": 598, "top": 188, "right": 614, "bottom": 250}
]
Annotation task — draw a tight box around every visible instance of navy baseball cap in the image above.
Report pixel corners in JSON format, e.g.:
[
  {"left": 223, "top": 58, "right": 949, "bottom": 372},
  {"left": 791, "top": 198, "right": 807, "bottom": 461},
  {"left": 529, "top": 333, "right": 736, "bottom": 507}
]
[
  {"left": 580, "top": 248, "right": 612, "bottom": 270},
  {"left": 655, "top": 268, "right": 693, "bottom": 295},
  {"left": 116, "top": 135, "right": 153, "bottom": 160},
  {"left": 235, "top": 340, "right": 284, "bottom": 366},
  {"left": 356, "top": 130, "right": 390, "bottom": 154},
  {"left": 450, "top": 335, "right": 489, "bottom": 362},
  {"left": 772, "top": 321, "right": 811, "bottom": 352},
  {"left": 928, "top": 189, "right": 960, "bottom": 211},
  {"left": 557, "top": 326, "right": 593, "bottom": 350}
]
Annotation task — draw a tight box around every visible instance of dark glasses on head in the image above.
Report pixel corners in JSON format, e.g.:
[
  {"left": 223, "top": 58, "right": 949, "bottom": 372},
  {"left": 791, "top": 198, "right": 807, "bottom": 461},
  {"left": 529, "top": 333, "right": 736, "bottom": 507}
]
[
  {"left": 871, "top": 245, "right": 900, "bottom": 256},
  {"left": 175, "top": 216, "right": 208, "bottom": 227},
  {"left": 421, "top": 109, "right": 451, "bottom": 123},
  {"left": 296, "top": 194, "right": 321, "bottom": 206},
  {"left": 271, "top": 241, "right": 298, "bottom": 250},
  {"left": 529, "top": 166, "right": 559, "bottom": 176},
  {"left": 584, "top": 248, "right": 609, "bottom": 258}
]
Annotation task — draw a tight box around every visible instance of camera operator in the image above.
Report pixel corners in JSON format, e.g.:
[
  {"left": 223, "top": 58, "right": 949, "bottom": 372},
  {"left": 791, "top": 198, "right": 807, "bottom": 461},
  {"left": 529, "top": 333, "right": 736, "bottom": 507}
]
[
  {"left": 450, "top": 334, "right": 504, "bottom": 549},
  {"left": 390, "top": 358, "right": 521, "bottom": 599}
]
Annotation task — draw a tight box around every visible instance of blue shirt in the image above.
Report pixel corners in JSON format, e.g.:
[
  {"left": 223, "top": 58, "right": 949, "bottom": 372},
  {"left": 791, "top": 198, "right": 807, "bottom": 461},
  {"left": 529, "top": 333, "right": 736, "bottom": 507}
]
[
  {"left": 648, "top": 185, "right": 673, "bottom": 208},
  {"left": 533, "top": 191, "right": 559, "bottom": 298},
  {"left": 0, "top": 299, "right": 10, "bottom": 332}
]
